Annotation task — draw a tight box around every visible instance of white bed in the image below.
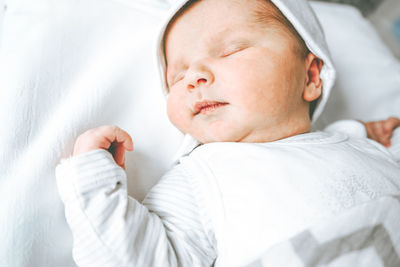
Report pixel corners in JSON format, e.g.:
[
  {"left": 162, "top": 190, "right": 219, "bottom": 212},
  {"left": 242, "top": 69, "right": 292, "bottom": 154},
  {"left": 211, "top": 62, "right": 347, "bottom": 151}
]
[{"left": 0, "top": 0, "right": 399, "bottom": 266}]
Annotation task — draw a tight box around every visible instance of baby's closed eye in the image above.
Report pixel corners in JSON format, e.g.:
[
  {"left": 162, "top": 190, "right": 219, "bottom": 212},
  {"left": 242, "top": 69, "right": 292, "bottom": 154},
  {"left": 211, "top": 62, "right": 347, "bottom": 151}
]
[
  {"left": 172, "top": 72, "right": 185, "bottom": 85},
  {"left": 220, "top": 46, "right": 247, "bottom": 57},
  {"left": 167, "top": 71, "right": 185, "bottom": 87},
  {"left": 219, "top": 41, "right": 250, "bottom": 57}
]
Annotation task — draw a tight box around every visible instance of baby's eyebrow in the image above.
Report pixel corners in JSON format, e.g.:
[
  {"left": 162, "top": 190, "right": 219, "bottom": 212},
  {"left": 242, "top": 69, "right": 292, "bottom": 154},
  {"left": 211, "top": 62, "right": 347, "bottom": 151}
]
[
  {"left": 222, "top": 38, "right": 251, "bottom": 47},
  {"left": 166, "top": 57, "right": 185, "bottom": 74},
  {"left": 206, "top": 28, "right": 232, "bottom": 46},
  {"left": 207, "top": 27, "right": 252, "bottom": 48}
]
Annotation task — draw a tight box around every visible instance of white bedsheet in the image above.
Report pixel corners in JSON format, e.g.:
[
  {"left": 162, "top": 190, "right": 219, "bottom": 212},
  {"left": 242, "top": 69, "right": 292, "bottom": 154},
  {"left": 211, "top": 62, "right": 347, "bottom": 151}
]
[
  {"left": 0, "top": 1, "right": 181, "bottom": 266},
  {"left": 0, "top": 1, "right": 399, "bottom": 266}
]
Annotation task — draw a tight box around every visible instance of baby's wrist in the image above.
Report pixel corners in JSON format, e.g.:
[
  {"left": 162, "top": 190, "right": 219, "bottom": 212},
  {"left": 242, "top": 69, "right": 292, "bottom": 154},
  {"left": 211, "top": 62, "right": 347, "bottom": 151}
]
[
  {"left": 68, "top": 148, "right": 109, "bottom": 161},
  {"left": 73, "top": 146, "right": 106, "bottom": 157}
]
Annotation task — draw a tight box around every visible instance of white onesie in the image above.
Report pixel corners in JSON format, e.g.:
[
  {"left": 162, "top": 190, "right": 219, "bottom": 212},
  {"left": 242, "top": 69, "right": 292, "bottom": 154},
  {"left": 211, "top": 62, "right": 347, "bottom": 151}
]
[{"left": 56, "top": 121, "right": 400, "bottom": 267}]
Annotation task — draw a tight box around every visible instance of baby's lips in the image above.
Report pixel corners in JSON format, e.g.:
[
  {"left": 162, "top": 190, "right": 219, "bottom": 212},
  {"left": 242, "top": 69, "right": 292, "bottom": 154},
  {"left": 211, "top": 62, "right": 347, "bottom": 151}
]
[{"left": 193, "top": 100, "right": 229, "bottom": 115}]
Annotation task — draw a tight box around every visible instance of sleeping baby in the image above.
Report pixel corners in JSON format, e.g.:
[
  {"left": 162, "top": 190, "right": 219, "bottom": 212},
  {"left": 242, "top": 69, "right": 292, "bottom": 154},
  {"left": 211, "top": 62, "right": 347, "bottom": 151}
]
[{"left": 56, "top": 0, "right": 400, "bottom": 266}]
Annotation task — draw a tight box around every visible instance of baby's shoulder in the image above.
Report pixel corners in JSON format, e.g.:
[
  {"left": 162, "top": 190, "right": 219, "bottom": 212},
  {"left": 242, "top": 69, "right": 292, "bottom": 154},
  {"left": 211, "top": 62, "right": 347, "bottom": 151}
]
[
  {"left": 184, "top": 132, "right": 345, "bottom": 160},
  {"left": 183, "top": 142, "right": 266, "bottom": 162},
  {"left": 181, "top": 133, "right": 397, "bottom": 169}
]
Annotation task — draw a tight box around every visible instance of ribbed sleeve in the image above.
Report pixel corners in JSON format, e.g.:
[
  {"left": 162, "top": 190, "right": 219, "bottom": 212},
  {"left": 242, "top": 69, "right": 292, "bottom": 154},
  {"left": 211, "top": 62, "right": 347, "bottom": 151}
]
[{"left": 55, "top": 149, "right": 216, "bottom": 267}]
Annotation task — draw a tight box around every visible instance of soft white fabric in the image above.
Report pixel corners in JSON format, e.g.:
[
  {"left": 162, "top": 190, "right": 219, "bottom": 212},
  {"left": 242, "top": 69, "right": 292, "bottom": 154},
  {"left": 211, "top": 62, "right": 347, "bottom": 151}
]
[
  {"left": 0, "top": 0, "right": 5, "bottom": 46},
  {"left": 180, "top": 133, "right": 400, "bottom": 266},
  {"left": 2, "top": 1, "right": 400, "bottom": 267},
  {"left": 56, "top": 127, "right": 400, "bottom": 266},
  {"left": 388, "top": 128, "right": 400, "bottom": 162},
  {"left": 324, "top": 119, "right": 367, "bottom": 139},
  {"left": 247, "top": 194, "right": 400, "bottom": 267},
  {"left": 310, "top": 1, "right": 400, "bottom": 129},
  {"left": 0, "top": 1, "right": 180, "bottom": 266}
]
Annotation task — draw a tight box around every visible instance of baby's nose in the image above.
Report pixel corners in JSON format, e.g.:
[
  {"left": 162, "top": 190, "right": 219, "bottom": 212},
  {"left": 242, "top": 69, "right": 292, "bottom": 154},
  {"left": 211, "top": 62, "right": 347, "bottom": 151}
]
[
  {"left": 188, "top": 77, "right": 207, "bottom": 90},
  {"left": 186, "top": 61, "right": 214, "bottom": 90},
  {"left": 197, "top": 78, "right": 207, "bottom": 84}
]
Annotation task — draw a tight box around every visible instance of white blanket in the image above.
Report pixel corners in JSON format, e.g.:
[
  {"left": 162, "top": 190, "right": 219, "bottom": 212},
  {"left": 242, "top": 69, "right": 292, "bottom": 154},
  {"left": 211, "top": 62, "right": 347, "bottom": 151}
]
[{"left": 0, "top": 1, "right": 399, "bottom": 266}]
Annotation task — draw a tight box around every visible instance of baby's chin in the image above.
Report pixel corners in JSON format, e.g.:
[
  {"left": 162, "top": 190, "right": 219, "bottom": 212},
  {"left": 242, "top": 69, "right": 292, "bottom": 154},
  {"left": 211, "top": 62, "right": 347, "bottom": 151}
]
[
  {"left": 194, "top": 130, "right": 301, "bottom": 144},
  {"left": 193, "top": 132, "right": 248, "bottom": 144}
]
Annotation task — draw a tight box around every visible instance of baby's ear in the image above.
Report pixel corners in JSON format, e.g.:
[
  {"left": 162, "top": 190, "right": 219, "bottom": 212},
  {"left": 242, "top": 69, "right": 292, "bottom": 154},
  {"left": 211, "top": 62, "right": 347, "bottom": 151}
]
[{"left": 303, "top": 53, "right": 323, "bottom": 102}]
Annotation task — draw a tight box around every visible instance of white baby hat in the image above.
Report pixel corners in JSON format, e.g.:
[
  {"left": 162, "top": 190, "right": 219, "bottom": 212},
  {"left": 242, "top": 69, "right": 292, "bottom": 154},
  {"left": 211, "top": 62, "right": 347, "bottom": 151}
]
[{"left": 156, "top": 0, "right": 337, "bottom": 160}]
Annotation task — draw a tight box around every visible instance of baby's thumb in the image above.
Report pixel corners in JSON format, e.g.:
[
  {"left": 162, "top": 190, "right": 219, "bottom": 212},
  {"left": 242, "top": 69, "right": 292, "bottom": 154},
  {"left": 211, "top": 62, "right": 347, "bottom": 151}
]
[{"left": 113, "top": 144, "right": 127, "bottom": 168}]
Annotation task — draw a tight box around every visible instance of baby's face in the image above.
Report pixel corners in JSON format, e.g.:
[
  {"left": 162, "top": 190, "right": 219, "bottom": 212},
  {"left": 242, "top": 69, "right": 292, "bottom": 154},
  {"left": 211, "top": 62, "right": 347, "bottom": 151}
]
[{"left": 165, "top": 0, "right": 311, "bottom": 143}]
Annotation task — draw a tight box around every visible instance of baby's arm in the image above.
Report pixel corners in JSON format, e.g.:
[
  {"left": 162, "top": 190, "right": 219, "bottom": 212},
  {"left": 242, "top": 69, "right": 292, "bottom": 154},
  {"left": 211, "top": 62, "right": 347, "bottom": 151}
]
[
  {"left": 56, "top": 126, "right": 216, "bottom": 266},
  {"left": 363, "top": 117, "right": 400, "bottom": 163},
  {"left": 324, "top": 117, "right": 400, "bottom": 163},
  {"left": 324, "top": 117, "right": 400, "bottom": 146}
]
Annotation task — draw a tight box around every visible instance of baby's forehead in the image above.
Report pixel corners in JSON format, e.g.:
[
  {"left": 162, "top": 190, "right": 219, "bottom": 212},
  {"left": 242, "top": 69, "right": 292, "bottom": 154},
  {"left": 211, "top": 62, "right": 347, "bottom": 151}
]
[
  {"left": 166, "top": 0, "right": 296, "bottom": 42},
  {"left": 164, "top": 0, "right": 308, "bottom": 70}
]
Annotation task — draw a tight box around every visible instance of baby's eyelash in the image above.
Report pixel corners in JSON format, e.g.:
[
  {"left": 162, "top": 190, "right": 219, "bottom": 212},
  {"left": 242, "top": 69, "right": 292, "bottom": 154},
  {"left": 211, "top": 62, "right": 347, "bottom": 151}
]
[
  {"left": 172, "top": 72, "right": 185, "bottom": 85},
  {"left": 220, "top": 45, "right": 247, "bottom": 57}
]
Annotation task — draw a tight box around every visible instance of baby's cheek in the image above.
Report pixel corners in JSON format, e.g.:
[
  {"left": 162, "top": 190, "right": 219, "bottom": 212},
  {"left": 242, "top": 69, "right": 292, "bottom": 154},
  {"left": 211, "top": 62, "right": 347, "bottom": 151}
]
[
  {"left": 167, "top": 96, "right": 188, "bottom": 131},
  {"left": 166, "top": 98, "right": 179, "bottom": 125}
]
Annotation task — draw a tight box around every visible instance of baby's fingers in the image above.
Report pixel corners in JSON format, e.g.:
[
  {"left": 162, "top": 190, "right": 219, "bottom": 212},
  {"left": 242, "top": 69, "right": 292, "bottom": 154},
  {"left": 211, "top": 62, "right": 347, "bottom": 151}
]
[
  {"left": 365, "top": 117, "right": 400, "bottom": 147},
  {"left": 95, "top": 125, "right": 134, "bottom": 151},
  {"left": 383, "top": 117, "right": 400, "bottom": 134},
  {"left": 108, "top": 142, "right": 127, "bottom": 169},
  {"left": 73, "top": 125, "right": 134, "bottom": 157},
  {"left": 365, "top": 122, "right": 390, "bottom": 146},
  {"left": 97, "top": 126, "right": 133, "bottom": 168}
]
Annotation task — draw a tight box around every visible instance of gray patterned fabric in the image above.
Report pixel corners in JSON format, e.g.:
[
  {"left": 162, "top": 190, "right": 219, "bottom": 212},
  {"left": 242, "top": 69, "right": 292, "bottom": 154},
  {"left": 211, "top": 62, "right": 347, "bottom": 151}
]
[
  {"left": 291, "top": 225, "right": 400, "bottom": 266},
  {"left": 247, "top": 194, "right": 400, "bottom": 267}
]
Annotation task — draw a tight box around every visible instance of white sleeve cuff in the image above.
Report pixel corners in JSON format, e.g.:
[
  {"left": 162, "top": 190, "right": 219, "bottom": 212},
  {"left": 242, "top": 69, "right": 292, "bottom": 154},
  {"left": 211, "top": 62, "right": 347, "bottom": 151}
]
[
  {"left": 55, "top": 149, "right": 126, "bottom": 204},
  {"left": 324, "top": 120, "right": 367, "bottom": 139}
]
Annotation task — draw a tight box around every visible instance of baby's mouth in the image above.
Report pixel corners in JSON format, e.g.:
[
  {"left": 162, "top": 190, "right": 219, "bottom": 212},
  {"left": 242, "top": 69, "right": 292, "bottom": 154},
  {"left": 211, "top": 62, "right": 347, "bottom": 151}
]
[{"left": 194, "top": 100, "right": 229, "bottom": 115}]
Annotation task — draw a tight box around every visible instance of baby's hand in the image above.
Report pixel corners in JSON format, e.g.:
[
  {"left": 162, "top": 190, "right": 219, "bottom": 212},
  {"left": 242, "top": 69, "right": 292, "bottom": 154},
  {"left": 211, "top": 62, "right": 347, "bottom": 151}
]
[
  {"left": 73, "top": 125, "right": 134, "bottom": 169},
  {"left": 364, "top": 117, "right": 400, "bottom": 147}
]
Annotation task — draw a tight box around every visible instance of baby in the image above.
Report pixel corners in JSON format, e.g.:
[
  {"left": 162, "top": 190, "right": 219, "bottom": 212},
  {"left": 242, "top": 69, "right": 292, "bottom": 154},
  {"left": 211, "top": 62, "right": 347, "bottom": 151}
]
[{"left": 56, "top": 0, "right": 400, "bottom": 266}]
